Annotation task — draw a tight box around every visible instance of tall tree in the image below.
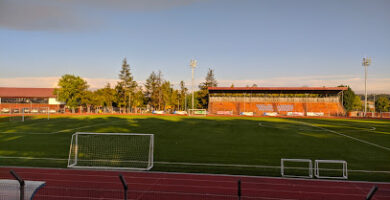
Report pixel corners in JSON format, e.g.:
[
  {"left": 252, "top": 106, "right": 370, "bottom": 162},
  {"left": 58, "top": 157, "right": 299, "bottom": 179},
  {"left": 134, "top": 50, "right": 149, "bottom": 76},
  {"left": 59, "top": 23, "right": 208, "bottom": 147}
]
[
  {"left": 132, "top": 86, "right": 145, "bottom": 113},
  {"left": 179, "top": 81, "right": 188, "bottom": 110},
  {"left": 95, "top": 83, "right": 116, "bottom": 112},
  {"left": 115, "top": 82, "right": 127, "bottom": 113},
  {"left": 145, "top": 71, "right": 162, "bottom": 110},
  {"left": 339, "top": 85, "right": 357, "bottom": 112},
  {"left": 160, "top": 81, "right": 179, "bottom": 111},
  {"left": 117, "top": 58, "right": 137, "bottom": 112},
  {"left": 157, "top": 71, "right": 163, "bottom": 110},
  {"left": 375, "top": 96, "right": 390, "bottom": 112},
  {"left": 352, "top": 95, "right": 363, "bottom": 111},
  {"left": 80, "top": 90, "right": 95, "bottom": 113},
  {"left": 161, "top": 81, "right": 172, "bottom": 110},
  {"left": 197, "top": 69, "right": 217, "bottom": 108},
  {"left": 54, "top": 74, "right": 89, "bottom": 113}
]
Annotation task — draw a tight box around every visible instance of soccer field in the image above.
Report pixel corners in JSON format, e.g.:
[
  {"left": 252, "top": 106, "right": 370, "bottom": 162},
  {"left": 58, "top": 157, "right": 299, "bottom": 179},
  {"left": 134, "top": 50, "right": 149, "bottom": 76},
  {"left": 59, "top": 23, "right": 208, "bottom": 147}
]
[{"left": 0, "top": 115, "right": 389, "bottom": 182}]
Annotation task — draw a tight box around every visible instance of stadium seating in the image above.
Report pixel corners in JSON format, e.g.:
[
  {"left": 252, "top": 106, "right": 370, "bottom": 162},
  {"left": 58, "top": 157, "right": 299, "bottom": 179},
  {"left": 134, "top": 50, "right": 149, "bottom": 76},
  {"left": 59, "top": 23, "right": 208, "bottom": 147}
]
[{"left": 209, "top": 101, "right": 345, "bottom": 116}]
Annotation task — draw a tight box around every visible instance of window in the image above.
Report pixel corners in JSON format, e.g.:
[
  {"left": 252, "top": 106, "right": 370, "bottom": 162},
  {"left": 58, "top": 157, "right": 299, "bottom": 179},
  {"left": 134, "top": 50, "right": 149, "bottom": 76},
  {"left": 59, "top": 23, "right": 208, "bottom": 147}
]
[{"left": 1, "top": 98, "right": 48, "bottom": 104}]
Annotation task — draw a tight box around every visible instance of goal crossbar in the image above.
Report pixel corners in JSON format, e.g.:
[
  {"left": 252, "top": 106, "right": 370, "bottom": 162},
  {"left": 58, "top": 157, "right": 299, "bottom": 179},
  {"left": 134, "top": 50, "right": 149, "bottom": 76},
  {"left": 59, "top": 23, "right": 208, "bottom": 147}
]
[{"left": 68, "top": 132, "right": 154, "bottom": 170}]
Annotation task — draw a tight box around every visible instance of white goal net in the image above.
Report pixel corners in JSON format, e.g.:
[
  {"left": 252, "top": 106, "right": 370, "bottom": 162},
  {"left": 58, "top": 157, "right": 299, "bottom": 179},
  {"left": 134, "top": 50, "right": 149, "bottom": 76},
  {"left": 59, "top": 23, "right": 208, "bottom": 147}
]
[
  {"left": 188, "top": 109, "right": 207, "bottom": 116},
  {"left": 67, "top": 132, "right": 154, "bottom": 170}
]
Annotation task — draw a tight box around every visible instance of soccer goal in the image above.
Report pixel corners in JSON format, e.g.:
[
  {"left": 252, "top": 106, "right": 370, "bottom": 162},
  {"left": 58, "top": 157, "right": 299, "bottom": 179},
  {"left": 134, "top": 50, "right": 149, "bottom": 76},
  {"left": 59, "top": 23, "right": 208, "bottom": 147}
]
[
  {"left": 188, "top": 109, "right": 207, "bottom": 116},
  {"left": 68, "top": 132, "right": 154, "bottom": 170},
  {"left": 314, "top": 160, "right": 348, "bottom": 179},
  {"left": 281, "top": 158, "right": 313, "bottom": 178}
]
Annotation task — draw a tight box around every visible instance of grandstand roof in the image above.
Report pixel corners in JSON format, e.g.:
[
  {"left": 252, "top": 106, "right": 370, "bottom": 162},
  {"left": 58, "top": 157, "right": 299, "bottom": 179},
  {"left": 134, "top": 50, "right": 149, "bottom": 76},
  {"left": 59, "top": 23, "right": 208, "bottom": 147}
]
[
  {"left": 0, "top": 87, "right": 56, "bottom": 98},
  {"left": 208, "top": 87, "right": 348, "bottom": 91}
]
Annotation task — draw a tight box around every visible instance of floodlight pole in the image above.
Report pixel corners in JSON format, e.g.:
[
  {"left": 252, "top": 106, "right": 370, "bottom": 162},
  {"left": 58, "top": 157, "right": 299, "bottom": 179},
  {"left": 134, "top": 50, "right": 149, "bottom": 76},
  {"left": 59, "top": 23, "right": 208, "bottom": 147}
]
[
  {"left": 190, "top": 60, "right": 198, "bottom": 110},
  {"left": 185, "top": 93, "right": 187, "bottom": 111},
  {"left": 362, "top": 57, "right": 371, "bottom": 117}
]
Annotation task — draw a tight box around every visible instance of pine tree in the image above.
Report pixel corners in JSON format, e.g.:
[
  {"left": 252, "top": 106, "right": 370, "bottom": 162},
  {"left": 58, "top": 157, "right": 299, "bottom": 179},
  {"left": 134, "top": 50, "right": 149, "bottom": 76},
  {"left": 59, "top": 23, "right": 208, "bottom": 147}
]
[
  {"left": 339, "top": 85, "right": 357, "bottom": 112},
  {"left": 145, "top": 71, "right": 162, "bottom": 110},
  {"left": 117, "top": 58, "right": 137, "bottom": 112},
  {"left": 179, "top": 81, "right": 188, "bottom": 110},
  {"left": 197, "top": 68, "right": 217, "bottom": 108}
]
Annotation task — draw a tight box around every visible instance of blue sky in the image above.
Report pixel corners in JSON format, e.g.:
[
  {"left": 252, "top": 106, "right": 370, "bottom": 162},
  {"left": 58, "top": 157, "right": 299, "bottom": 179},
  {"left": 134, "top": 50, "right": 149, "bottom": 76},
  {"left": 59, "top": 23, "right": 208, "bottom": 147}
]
[{"left": 0, "top": 0, "right": 389, "bottom": 93}]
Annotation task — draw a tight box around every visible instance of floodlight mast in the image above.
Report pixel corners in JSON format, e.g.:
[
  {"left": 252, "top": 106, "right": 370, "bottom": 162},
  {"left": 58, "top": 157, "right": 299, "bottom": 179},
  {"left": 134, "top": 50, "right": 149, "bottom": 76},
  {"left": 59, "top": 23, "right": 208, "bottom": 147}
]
[
  {"left": 362, "top": 57, "right": 371, "bottom": 117},
  {"left": 190, "top": 59, "right": 198, "bottom": 110}
]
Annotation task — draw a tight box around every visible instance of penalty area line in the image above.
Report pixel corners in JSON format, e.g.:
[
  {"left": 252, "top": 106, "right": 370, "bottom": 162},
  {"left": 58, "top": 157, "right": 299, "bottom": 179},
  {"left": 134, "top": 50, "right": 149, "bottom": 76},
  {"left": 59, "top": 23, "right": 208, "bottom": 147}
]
[{"left": 288, "top": 119, "right": 390, "bottom": 152}]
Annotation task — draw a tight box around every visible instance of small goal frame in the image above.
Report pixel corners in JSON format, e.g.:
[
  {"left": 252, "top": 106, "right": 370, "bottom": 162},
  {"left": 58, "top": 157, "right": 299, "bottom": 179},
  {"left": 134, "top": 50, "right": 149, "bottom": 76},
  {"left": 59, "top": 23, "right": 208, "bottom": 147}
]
[
  {"left": 67, "top": 132, "right": 154, "bottom": 170},
  {"left": 314, "top": 160, "right": 348, "bottom": 179},
  {"left": 281, "top": 158, "right": 313, "bottom": 178},
  {"left": 188, "top": 109, "right": 207, "bottom": 116}
]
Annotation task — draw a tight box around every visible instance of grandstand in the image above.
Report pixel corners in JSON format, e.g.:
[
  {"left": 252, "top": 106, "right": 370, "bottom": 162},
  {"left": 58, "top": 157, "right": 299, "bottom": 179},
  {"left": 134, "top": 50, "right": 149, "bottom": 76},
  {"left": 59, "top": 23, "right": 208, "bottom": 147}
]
[{"left": 208, "top": 87, "right": 347, "bottom": 116}]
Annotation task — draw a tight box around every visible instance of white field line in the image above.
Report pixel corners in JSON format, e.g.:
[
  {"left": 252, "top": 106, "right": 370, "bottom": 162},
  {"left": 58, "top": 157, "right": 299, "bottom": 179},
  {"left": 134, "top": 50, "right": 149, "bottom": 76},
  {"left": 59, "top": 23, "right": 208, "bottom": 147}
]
[
  {"left": 258, "top": 122, "right": 326, "bottom": 132},
  {"left": 5, "top": 165, "right": 390, "bottom": 186},
  {"left": 0, "top": 156, "right": 67, "bottom": 161},
  {"left": 156, "top": 161, "right": 390, "bottom": 174},
  {"left": 156, "top": 161, "right": 279, "bottom": 169},
  {"left": 2, "top": 156, "right": 390, "bottom": 174},
  {"left": 287, "top": 120, "right": 390, "bottom": 152},
  {"left": 0, "top": 132, "right": 64, "bottom": 135},
  {"left": 0, "top": 123, "right": 113, "bottom": 134},
  {"left": 0, "top": 119, "right": 127, "bottom": 135},
  {"left": 51, "top": 121, "right": 123, "bottom": 133}
]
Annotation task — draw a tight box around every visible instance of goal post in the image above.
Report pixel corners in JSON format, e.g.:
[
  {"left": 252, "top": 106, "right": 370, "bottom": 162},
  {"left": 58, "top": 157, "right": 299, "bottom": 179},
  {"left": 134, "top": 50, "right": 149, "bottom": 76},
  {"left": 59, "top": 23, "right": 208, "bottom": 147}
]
[
  {"left": 188, "top": 109, "right": 207, "bottom": 116},
  {"left": 281, "top": 158, "right": 313, "bottom": 178},
  {"left": 314, "top": 160, "right": 348, "bottom": 179},
  {"left": 68, "top": 132, "right": 154, "bottom": 170}
]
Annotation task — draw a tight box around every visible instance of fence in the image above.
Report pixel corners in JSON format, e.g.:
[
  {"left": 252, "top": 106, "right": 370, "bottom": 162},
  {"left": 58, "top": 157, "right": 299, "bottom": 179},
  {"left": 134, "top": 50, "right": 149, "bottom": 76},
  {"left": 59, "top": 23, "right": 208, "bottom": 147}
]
[{"left": 1, "top": 168, "right": 383, "bottom": 200}]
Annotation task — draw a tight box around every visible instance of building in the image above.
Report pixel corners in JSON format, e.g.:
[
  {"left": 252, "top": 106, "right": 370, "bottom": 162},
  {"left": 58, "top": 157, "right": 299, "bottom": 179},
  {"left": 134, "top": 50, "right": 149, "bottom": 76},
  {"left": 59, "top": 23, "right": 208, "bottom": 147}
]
[
  {"left": 0, "top": 87, "right": 64, "bottom": 113},
  {"left": 208, "top": 87, "right": 348, "bottom": 116}
]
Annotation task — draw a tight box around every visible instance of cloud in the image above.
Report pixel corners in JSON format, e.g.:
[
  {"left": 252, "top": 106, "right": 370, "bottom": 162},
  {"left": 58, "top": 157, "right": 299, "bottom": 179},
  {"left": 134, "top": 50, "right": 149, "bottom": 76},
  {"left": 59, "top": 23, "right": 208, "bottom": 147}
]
[
  {"left": 0, "top": 77, "right": 60, "bottom": 88},
  {"left": 1, "top": 74, "right": 389, "bottom": 94},
  {"left": 0, "top": 0, "right": 86, "bottom": 31},
  {"left": 0, "top": 76, "right": 118, "bottom": 89},
  {"left": 0, "top": 0, "right": 202, "bottom": 31},
  {"left": 68, "top": 0, "right": 203, "bottom": 12}
]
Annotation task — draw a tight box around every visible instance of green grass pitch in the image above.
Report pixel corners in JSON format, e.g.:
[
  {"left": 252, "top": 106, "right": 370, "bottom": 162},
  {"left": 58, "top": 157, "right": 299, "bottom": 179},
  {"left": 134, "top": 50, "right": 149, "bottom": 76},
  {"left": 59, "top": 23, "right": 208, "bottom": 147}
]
[{"left": 0, "top": 115, "right": 389, "bottom": 182}]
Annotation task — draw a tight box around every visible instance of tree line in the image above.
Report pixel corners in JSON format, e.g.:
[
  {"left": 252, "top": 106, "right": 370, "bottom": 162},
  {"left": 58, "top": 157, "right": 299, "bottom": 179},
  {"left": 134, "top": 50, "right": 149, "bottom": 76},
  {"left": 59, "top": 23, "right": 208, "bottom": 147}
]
[
  {"left": 54, "top": 58, "right": 217, "bottom": 113},
  {"left": 54, "top": 58, "right": 389, "bottom": 113},
  {"left": 341, "top": 86, "right": 390, "bottom": 112}
]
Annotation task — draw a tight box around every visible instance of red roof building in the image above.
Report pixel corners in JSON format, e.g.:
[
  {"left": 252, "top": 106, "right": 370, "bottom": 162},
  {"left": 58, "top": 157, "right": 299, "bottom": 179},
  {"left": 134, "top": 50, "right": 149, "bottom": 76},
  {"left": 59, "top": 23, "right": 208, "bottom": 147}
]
[
  {"left": 0, "top": 87, "right": 63, "bottom": 113},
  {"left": 0, "top": 87, "right": 56, "bottom": 98}
]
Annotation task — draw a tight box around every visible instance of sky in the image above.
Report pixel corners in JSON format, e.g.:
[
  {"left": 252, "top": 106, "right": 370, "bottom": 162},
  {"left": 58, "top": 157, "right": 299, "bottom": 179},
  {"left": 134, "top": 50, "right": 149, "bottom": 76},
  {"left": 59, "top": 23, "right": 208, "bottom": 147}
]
[{"left": 0, "top": 0, "right": 389, "bottom": 93}]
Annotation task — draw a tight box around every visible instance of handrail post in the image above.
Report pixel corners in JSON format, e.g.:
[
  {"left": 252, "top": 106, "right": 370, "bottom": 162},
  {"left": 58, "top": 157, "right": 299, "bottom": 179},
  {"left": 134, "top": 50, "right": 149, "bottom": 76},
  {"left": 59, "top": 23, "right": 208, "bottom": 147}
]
[
  {"left": 10, "top": 170, "right": 25, "bottom": 200},
  {"left": 119, "top": 174, "right": 128, "bottom": 200},
  {"left": 237, "top": 179, "right": 241, "bottom": 200},
  {"left": 366, "top": 185, "right": 378, "bottom": 200}
]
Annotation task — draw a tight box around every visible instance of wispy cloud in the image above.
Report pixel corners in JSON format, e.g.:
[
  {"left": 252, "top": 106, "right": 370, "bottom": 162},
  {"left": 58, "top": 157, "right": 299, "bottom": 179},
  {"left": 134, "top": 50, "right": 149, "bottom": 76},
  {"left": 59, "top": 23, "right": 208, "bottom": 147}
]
[
  {"left": 0, "top": 76, "right": 118, "bottom": 89},
  {"left": 1, "top": 75, "right": 388, "bottom": 94},
  {"left": 0, "top": 0, "right": 202, "bottom": 31}
]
